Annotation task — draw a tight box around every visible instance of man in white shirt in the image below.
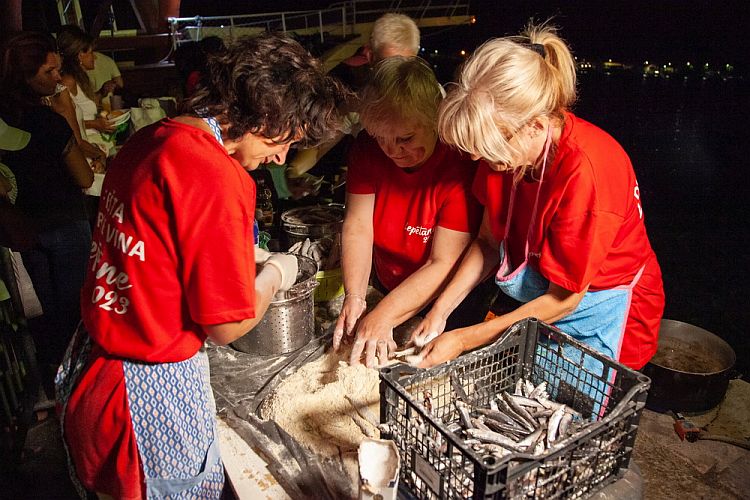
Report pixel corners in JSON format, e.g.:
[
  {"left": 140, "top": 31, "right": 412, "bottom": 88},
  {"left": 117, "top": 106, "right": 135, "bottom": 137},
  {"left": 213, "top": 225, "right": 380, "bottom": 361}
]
[{"left": 86, "top": 51, "right": 123, "bottom": 96}]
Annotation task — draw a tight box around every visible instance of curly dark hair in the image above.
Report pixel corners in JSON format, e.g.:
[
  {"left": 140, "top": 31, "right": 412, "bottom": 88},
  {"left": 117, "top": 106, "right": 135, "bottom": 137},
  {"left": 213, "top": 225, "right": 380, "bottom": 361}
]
[{"left": 183, "top": 32, "right": 346, "bottom": 148}]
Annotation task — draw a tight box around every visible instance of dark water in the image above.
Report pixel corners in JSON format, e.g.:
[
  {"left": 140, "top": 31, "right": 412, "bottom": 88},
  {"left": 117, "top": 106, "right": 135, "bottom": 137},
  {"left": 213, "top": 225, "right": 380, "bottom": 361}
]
[{"left": 572, "top": 72, "right": 749, "bottom": 377}]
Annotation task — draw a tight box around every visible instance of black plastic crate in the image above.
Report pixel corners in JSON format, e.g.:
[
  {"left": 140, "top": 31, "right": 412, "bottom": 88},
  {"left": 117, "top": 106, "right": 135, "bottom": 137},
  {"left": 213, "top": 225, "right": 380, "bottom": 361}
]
[{"left": 379, "top": 318, "right": 650, "bottom": 499}]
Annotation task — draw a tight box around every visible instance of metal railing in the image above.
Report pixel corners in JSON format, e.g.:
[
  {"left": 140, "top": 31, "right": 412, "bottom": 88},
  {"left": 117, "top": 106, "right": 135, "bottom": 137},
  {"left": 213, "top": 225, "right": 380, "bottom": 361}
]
[{"left": 167, "top": 0, "right": 471, "bottom": 50}]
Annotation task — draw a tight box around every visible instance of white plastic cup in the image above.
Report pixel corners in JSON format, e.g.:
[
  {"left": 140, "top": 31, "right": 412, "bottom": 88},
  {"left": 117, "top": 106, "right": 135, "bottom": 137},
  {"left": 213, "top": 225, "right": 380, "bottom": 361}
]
[{"left": 358, "top": 438, "right": 400, "bottom": 500}]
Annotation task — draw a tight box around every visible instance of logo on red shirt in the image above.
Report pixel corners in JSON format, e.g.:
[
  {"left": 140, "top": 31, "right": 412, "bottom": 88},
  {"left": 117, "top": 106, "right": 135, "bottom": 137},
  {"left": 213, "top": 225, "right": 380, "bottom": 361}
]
[{"left": 405, "top": 224, "right": 433, "bottom": 243}]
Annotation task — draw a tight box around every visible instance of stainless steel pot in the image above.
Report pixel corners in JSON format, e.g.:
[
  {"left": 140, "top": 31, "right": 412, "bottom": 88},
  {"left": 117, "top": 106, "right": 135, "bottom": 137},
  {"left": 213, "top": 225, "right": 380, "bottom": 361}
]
[
  {"left": 280, "top": 205, "right": 344, "bottom": 250},
  {"left": 642, "top": 319, "right": 736, "bottom": 413},
  {"left": 231, "top": 255, "right": 318, "bottom": 356}
]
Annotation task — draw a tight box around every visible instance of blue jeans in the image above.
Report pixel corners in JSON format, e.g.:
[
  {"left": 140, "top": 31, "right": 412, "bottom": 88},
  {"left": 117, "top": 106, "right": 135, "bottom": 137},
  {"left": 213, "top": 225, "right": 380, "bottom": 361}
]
[{"left": 21, "top": 220, "right": 91, "bottom": 365}]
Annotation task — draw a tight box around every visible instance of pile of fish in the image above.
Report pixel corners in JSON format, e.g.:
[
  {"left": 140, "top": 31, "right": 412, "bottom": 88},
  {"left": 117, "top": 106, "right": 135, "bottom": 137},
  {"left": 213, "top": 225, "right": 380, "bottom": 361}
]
[
  {"left": 385, "top": 377, "right": 623, "bottom": 498},
  {"left": 288, "top": 236, "right": 340, "bottom": 271},
  {"left": 449, "top": 378, "right": 585, "bottom": 458}
]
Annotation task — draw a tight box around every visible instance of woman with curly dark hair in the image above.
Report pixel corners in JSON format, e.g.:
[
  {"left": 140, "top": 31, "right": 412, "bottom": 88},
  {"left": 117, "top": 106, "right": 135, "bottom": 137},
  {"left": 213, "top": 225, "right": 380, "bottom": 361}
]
[{"left": 57, "top": 32, "right": 344, "bottom": 499}]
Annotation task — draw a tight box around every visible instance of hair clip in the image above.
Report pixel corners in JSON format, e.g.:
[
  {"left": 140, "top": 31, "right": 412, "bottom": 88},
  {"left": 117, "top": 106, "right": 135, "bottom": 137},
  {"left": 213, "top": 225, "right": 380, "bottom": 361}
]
[{"left": 528, "top": 43, "right": 546, "bottom": 58}]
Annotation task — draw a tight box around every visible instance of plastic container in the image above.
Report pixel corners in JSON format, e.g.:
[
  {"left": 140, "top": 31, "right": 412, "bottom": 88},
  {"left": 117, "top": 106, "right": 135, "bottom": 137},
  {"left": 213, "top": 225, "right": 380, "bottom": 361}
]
[
  {"left": 314, "top": 267, "right": 344, "bottom": 302},
  {"left": 359, "top": 438, "right": 400, "bottom": 500},
  {"left": 379, "top": 318, "right": 650, "bottom": 499}
]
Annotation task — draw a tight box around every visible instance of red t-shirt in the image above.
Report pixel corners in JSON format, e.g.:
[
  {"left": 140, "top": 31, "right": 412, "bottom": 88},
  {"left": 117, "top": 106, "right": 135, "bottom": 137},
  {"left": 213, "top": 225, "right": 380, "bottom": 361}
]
[
  {"left": 473, "top": 112, "right": 664, "bottom": 368},
  {"left": 67, "top": 120, "right": 258, "bottom": 497},
  {"left": 347, "top": 133, "right": 481, "bottom": 290},
  {"left": 81, "top": 119, "right": 257, "bottom": 362}
]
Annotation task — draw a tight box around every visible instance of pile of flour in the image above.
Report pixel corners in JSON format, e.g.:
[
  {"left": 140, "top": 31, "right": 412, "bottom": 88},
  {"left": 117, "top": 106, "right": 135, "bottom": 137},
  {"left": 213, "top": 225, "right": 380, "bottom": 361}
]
[
  {"left": 260, "top": 347, "right": 380, "bottom": 466},
  {"left": 259, "top": 304, "right": 425, "bottom": 490}
]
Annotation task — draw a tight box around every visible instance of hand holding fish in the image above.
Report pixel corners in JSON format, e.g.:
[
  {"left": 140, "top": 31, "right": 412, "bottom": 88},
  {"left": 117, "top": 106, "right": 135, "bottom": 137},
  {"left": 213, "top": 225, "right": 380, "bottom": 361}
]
[
  {"left": 410, "top": 310, "right": 447, "bottom": 347},
  {"left": 409, "top": 329, "right": 467, "bottom": 368}
]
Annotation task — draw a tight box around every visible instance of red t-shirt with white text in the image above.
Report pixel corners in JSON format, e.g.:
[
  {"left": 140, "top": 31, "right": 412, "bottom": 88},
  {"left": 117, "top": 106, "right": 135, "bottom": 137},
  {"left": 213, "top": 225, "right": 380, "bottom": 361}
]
[{"left": 81, "top": 119, "right": 257, "bottom": 362}]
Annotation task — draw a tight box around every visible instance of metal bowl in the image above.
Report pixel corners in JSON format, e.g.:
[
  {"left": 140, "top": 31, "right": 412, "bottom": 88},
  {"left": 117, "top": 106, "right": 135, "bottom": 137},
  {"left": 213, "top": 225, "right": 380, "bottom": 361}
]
[
  {"left": 280, "top": 205, "right": 344, "bottom": 250},
  {"left": 230, "top": 255, "right": 318, "bottom": 356}
]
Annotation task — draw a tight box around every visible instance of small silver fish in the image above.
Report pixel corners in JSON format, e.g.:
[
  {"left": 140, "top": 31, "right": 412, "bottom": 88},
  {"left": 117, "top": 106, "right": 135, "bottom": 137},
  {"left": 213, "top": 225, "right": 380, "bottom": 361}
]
[
  {"left": 529, "top": 381, "right": 548, "bottom": 400},
  {"left": 501, "top": 392, "right": 538, "bottom": 431},
  {"left": 466, "top": 428, "right": 525, "bottom": 453},
  {"left": 521, "top": 379, "right": 534, "bottom": 397},
  {"left": 508, "top": 394, "right": 545, "bottom": 409},
  {"left": 558, "top": 411, "right": 573, "bottom": 438},
  {"left": 517, "top": 427, "right": 544, "bottom": 449},
  {"left": 547, "top": 405, "right": 566, "bottom": 444},
  {"left": 456, "top": 400, "right": 474, "bottom": 429}
]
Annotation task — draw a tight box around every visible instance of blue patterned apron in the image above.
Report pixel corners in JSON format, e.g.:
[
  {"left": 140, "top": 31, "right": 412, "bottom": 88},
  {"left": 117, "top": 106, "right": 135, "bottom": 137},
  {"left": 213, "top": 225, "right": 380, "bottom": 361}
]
[
  {"left": 123, "top": 349, "right": 225, "bottom": 499},
  {"left": 493, "top": 131, "right": 643, "bottom": 378},
  {"left": 56, "top": 325, "right": 225, "bottom": 499}
]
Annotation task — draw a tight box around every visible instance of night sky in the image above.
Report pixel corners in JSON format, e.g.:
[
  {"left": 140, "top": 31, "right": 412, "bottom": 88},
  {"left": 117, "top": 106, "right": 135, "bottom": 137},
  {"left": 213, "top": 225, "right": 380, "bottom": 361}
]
[{"left": 179, "top": 0, "right": 748, "bottom": 71}]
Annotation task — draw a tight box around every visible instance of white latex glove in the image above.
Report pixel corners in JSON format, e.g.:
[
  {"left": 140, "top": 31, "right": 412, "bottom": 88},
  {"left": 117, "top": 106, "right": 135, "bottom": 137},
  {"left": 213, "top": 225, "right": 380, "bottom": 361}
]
[
  {"left": 265, "top": 253, "right": 298, "bottom": 291},
  {"left": 255, "top": 247, "right": 271, "bottom": 264}
]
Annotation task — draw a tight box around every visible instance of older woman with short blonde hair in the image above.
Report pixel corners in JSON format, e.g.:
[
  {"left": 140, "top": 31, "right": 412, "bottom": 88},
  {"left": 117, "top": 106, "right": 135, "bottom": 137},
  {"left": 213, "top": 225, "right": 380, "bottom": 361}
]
[
  {"left": 333, "top": 56, "right": 489, "bottom": 367},
  {"left": 411, "top": 23, "right": 665, "bottom": 372}
]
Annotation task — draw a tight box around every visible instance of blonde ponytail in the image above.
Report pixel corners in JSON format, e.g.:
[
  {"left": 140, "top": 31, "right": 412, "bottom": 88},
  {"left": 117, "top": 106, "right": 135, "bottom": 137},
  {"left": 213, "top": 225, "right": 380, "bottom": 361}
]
[{"left": 439, "top": 22, "right": 577, "bottom": 172}]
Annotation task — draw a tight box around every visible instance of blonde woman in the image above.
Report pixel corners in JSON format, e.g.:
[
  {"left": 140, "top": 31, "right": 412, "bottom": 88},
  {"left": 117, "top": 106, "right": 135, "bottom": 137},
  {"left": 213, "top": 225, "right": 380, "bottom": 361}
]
[
  {"left": 411, "top": 23, "right": 665, "bottom": 371},
  {"left": 333, "top": 57, "right": 489, "bottom": 367}
]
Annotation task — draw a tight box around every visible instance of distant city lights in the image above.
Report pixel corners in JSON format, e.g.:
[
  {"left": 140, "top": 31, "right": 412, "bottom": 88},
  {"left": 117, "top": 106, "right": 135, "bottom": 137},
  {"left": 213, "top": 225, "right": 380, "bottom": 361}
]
[{"left": 414, "top": 45, "right": 736, "bottom": 82}]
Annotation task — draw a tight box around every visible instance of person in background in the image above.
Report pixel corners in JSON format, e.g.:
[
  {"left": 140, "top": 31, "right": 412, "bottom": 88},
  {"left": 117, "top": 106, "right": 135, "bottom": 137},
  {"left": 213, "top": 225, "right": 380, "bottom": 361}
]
[
  {"left": 45, "top": 82, "right": 107, "bottom": 170},
  {"left": 57, "top": 33, "right": 343, "bottom": 499},
  {"left": 333, "top": 57, "right": 490, "bottom": 367},
  {"left": 0, "top": 118, "right": 45, "bottom": 358},
  {"left": 410, "top": 23, "right": 665, "bottom": 371},
  {"left": 40, "top": 27, "right": 106, "bottom": 166},
  {"left": 57, "top": 25, "right": 115, "bottom": 143},
  {"left": 286, "top": 12, "right": 421, "bottom": 180},
  {"left": 174, "top": 36, "right": 227, "bottom": 99},
  {"left": 173, "top": 41, "right": 203, "bottom": 98},
  {"left": 0, "top": 32, "right": 94, "bottom": 382},
  {"left": 329, "top": 12, "right": 421, "bottom": 93},
  {"left": 86, "top": 49, "right": 123, "bottom": 97}
]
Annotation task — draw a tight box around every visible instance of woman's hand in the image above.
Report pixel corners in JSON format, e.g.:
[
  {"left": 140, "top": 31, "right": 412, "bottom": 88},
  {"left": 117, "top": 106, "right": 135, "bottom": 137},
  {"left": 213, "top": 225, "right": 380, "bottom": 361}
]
[
  {"left": 90, "top": 158, "right": 106, "bottom": 173},
  {"left": 98, "top": 80, "right": 117, "bottom": 97},
  {"left": 347, "top": 310, "right": 398, "bottom": 368},
  {"left": 412, "top": 329, "right": 468, "bottom": 368},
  {"left": 86, "top": 116, "right": 116, "bottom": 132},
  {"left": 332, "top": 294, "right": 367, "bottom": 352},
  {"left": 410, "top": 309, "right": 448, "bottom": 347}
]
